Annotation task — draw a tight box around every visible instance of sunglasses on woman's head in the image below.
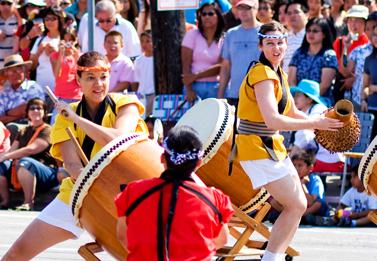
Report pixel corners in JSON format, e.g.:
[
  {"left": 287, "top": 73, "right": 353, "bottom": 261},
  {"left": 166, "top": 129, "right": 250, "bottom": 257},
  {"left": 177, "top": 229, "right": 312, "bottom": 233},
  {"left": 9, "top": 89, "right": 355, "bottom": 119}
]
[{"left": 201, "top": 11, "right": 215, "bottom": 17}]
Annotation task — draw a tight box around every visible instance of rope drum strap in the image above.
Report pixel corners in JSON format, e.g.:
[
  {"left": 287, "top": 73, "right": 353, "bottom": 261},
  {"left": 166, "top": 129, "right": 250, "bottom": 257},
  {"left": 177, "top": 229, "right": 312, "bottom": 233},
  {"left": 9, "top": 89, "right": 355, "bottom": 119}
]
[{"left": 124, "top": 173, "right": 223, "bottom": 261}]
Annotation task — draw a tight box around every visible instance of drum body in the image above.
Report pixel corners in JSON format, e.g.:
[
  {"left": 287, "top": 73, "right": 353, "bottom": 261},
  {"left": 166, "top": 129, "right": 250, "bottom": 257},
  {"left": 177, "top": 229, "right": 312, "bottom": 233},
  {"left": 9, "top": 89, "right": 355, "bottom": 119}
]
[
  {"left": 359, "top": 135, "right": 377, "bottom": 198},
  {"left": 176, "top": 98, "right": 270, "bottom": 213},
  {"left": 70, "top": 133, "right": 164, "bottom": 260}
]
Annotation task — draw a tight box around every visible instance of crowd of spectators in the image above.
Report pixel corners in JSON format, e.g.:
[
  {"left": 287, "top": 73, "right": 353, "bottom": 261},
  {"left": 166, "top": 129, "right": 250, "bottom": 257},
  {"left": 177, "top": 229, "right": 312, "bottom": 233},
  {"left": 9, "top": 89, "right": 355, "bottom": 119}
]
[{"left": 0, "top": 0, "right": 375, "bottom": 226}]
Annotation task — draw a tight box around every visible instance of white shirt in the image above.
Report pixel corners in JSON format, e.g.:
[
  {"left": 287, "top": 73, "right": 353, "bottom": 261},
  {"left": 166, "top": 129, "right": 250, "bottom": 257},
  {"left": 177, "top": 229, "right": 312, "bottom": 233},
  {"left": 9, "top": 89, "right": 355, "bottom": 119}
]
[
  {"left": 30, "top": 35, "right": 60, "bottom": 91},
  {"left": 134, "top": 54, "right": 155, "bottom": 95},
  {"left": 80, "top": 15, "right": 141, "bottom": 58},
  {"left": 283, "top": 28, "right": 305, "bottom": 73},
  {"left": 341, "top": 187, "right": 377, "bottom": 213}
]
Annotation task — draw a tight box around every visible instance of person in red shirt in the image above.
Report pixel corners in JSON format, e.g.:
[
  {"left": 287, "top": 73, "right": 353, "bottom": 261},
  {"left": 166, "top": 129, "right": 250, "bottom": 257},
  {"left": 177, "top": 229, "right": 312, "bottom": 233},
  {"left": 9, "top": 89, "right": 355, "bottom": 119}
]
[{"left": 114, "top": 125, "right": 234, "bottom": 261}]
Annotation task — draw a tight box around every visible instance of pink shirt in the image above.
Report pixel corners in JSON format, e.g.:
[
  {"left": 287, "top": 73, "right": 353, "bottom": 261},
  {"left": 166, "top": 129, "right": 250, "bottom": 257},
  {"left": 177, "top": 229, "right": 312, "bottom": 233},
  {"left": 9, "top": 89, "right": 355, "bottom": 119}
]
[
  {"left": 109, "top": 54, "right": 134, "bottom": 91},
  {"left": 182, "top": 29, "right": 223, "bottom": 82},
  {"left": 50, "top": 52, "right": 82, "bottom": 100}
]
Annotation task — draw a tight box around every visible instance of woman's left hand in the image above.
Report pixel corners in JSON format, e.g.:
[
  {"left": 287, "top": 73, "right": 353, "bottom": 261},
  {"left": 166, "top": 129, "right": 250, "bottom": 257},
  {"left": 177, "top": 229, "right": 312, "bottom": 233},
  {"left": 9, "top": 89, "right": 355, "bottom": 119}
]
[
  {"left": 182, "top": 73, "right": 197, "bottom": 86},
  {"left": 56, "top": 102, "right": 78, "bottom": 122}
]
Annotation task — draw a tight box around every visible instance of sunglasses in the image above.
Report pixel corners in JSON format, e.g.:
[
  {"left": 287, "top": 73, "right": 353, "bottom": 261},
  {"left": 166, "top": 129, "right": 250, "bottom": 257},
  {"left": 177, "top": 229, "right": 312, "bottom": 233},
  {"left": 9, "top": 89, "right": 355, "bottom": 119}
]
[
  {"left": 0, "top": 1, "right": 12, "bottom": 6},
  {"left": 201, "top": 11, "right": 215, "bottom": 17},
  {"left": 44, "top": 16, "right": 58, "bottom": 22},
  {"left": 258, "top": 6, "right": 270, "bottom": 11},
  {"left": 306, "top": 29, "right": 322, "bottom": 34},
  {"left": 29, "top": 105, "right": 43, "bottom": 111},
  {"left": 98, "top": 18, "right": 113, "bottom": 24},
  {"left": 236, "top": 5, "right": 253, "bottom": 11}
]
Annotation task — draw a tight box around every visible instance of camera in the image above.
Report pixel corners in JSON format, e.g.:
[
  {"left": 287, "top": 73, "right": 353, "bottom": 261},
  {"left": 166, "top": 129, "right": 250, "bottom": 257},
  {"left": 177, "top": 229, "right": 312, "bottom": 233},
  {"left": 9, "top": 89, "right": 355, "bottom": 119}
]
[{"left": 65, "top": 42, "right": 72, "bottom": 48}]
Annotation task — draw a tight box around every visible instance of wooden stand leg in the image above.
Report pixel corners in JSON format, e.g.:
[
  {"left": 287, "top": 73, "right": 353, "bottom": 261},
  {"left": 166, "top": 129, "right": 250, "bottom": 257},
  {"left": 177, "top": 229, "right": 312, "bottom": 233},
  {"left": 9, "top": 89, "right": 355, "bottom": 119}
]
[
  {"left": 78, "top": 242, "right": 104, "bottom": 261},
  {"left": 368, "top": 210, "right": 377, "bottom": 225},
  {"left": 217, "top": 203, "right": 300, "bottom": 260}
]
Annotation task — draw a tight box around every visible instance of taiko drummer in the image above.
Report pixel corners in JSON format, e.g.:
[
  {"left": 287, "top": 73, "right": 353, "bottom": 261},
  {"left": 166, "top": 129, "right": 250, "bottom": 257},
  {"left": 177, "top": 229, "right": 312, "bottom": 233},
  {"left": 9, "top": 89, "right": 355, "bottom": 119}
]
[
  {"left": 235, "top": 21, "right": 343, "bottom": 261},
  {"left": 2, "top": 51, "right": 148, "bottom": 260},
  {"left": 115, "top": 125, "right": 234, "bottom": 260}
]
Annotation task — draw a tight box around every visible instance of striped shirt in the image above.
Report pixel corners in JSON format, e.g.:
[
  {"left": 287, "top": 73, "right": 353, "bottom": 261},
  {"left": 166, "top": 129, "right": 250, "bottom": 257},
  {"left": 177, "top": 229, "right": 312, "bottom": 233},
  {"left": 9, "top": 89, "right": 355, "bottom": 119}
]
[
  {"left": 0, "top": 15, "right": 17, "bottom": 67},
  {"left": 282, "top": 28, "right": 305, "bottom": 73}
]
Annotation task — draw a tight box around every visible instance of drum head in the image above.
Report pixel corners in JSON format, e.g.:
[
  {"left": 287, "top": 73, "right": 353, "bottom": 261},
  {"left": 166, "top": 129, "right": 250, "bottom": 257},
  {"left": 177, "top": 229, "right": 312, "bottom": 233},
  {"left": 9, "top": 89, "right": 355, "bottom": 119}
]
[{"left": 175, "top": 98, "right": 235, "bottom": 163}]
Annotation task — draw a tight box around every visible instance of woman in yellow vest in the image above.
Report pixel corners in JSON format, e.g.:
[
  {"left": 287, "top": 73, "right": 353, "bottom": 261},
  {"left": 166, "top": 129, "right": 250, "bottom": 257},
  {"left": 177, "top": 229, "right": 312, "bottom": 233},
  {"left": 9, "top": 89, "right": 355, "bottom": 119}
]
[
  {"left": 236, "top": 21, "right": 343, "bottom": 261},
  {"left": 3, "top": 51, "right": 148, "bottom": 260}
]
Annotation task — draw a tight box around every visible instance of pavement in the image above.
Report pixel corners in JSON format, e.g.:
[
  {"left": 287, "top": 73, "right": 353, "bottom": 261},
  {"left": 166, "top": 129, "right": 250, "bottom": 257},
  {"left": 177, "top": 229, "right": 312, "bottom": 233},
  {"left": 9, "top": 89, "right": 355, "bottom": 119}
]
[{"left": 0, "top": 176, "right": 376, "bottom": 260}]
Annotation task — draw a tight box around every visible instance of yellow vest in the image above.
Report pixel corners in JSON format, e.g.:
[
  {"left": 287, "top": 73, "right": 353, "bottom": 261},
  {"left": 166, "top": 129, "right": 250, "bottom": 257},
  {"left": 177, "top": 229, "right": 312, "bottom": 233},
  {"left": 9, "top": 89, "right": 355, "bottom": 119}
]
[
  {"left": 51, "top": 93, "right": 148, "bottom": 203},
  {"left": 236, "top": 63, "right": 291, "bottom": 161}
]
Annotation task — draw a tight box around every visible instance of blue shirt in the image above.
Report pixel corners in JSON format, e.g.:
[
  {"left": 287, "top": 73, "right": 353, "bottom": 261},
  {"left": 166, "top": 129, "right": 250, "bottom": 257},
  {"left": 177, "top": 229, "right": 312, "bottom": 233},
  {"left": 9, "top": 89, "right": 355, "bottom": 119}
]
[
  {"left": 306, "top": 173, "right": 328, "bottom": 216},
  {"left": 221, "top": 25, "right": 260, "bottom": 98},
  {"left": 0, "top": 80, "right": 44, "bottom": 115},
  {"left": 364, "top": 52, "right": 377, "bottom": 110}
]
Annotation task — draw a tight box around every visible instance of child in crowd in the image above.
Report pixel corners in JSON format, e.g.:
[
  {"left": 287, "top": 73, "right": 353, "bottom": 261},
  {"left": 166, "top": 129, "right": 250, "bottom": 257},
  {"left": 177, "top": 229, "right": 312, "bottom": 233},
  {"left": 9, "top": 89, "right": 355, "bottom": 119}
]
[
  {"left": 132, "top": 30, "right": 155, "bottom": 116},
  {"left": 268, "top": 150, "right": 329, "bottom": 225},
  {"left": 114, "top": 125, "right": 233, "bottom": 260},
  {"left": 144, "top": 115, "right": 163, "bottom": 145},
  {"left": 336, "top": 166, "right": 377, "bottom": 227},
  {"left": 104, "top": 30, "right": 134, "bottom": 93},
  {"left": 49, "top": 28, "right": 82, "bottom": 124}
]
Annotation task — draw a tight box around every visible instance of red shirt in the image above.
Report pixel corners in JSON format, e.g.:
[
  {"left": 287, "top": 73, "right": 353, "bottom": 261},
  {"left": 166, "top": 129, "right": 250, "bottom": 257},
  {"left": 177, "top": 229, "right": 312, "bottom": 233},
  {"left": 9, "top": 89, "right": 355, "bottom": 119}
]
[
  {"left": 114, "top": 177, "right": 234, "bottom": 261},
  {"left": 333, "top": 33, "right": 369, "bottom": 61}
]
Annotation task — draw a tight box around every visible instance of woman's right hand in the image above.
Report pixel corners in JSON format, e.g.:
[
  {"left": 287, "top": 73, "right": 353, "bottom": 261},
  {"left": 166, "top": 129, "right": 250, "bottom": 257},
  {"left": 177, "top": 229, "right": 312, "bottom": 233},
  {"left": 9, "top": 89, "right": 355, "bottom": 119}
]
[
  {"left": 28, "top": 23, "right": 44, "bottom": 39},
  {"left": 185, "top": 88, "right": 197, "bottom": 103},
  {"left": 56, "top": 101, "right": 78, "bottom": 122},
  {"left": 313, "top": 114, "right": 344, "bottom": 131}
]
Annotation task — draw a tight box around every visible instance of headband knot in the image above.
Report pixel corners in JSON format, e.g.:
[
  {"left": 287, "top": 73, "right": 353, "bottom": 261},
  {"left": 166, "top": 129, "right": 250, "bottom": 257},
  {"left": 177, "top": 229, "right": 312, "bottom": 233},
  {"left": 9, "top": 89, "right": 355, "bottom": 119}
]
[{"left": 163, "top": 138, "right": 203, "bottom": 165}]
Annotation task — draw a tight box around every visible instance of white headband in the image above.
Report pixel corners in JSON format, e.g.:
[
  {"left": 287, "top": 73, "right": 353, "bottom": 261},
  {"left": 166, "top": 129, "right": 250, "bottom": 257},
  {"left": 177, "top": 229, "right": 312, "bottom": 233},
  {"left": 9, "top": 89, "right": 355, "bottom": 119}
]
[{"left": 258, "top": 33, "right": 288, "bottom": 39}]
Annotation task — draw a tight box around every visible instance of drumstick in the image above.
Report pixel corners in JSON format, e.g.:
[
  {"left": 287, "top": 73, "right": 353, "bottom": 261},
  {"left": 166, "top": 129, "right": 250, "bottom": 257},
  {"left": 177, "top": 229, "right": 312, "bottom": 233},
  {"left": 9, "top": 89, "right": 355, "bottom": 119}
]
[
  {"left": 43, "top": 85, "right": 69, "bottom": 117},
  {"left": 65, "top": 127, "right": 89, "bottom": 165}
]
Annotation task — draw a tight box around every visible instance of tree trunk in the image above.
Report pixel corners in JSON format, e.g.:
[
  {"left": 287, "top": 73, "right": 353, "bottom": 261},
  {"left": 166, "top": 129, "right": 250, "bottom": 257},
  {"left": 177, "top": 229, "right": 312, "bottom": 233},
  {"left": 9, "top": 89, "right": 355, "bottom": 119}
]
[{"left": 150, "top": 1, "right": 186, "bottom": 94}]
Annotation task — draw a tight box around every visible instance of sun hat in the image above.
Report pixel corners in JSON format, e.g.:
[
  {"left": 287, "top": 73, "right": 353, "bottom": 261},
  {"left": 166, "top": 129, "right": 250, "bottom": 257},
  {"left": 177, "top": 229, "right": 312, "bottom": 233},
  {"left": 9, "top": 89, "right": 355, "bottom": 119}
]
[
  {"left": 0, "top": 54, "right": 32, "bottom": 74},
  {"left": 22, "top": 0, "right": 46, "bottom": 7},
  {"left": 346, "top": 5, "right": 369, "bottom": 20},
  {"left": 236, "top": 0, "right": 258, "bottom": 8},
  {"left": 290, "top": 79, "right": 324, "bottom": 105}
]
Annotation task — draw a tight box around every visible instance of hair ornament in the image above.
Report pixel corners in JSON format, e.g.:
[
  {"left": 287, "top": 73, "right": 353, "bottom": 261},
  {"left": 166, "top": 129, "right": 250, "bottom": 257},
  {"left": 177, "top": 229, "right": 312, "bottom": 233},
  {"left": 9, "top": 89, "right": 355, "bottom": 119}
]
[
  {"left": 258, "top": 32, "right": 288, "bottom": 39},
  {"left": 163, "top": 138, "right": 204, "bottom": 165},
  {"left": 76, "top": 65, "right": 111, "bottom": 72}
]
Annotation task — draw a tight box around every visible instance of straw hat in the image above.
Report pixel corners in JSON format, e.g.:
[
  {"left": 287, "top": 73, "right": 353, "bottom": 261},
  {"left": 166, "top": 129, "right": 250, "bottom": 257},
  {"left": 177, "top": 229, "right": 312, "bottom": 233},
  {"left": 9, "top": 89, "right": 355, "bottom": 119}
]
[{"left": 0, "top": 54, "right": 32, "bottom": 74}]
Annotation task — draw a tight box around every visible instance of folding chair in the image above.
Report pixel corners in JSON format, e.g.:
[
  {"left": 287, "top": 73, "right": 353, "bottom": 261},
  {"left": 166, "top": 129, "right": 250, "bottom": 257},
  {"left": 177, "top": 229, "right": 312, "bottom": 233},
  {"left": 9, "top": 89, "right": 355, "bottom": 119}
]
[
  {"left": 339, "top": 112, "right": 375, "bottom": 198},
  {"left": 216, "top": 203, "right": 300, "bottom": 260}
]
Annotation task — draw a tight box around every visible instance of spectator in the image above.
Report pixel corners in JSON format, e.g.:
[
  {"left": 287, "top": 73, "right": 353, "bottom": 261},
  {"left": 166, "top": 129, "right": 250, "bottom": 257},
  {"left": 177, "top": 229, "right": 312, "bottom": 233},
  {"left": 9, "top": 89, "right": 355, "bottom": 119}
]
[
  {"left": 65, "top": 0, "right": 87, "bottom": 28},
  {"left": 333, "top": 5, "right": 369, "bottom": 104},
  {"left": 114, "top": 126, "right": 233, "bottom": 260},
  {"left": 0, "top": 0, "right": 20, "bottom": 67},
  {"left": 80, "top": 0, "right": 141, "bottom": 59},
  {"left": 276, "top": 0, "right": 290, "bottom": 30},
  {"left": 288, "top": 17, "right": 338, "bottom": 106},
  {"left": 336, "top": 166, "right": 377, "bottom": 227},
  {"left": 0, "top": 98, "right": 60, "bottom": 211},
  {"left": 133, "top": 30, "right": 155, "bottom": 116},
  {"left": 60, "top": 0, "right": 71, "bottom": 9},
  {"left": 269, "top": 151, "right": 329, "bottom": 225},
  {"left": 17, "top": 0, "right": 46, "bottom": 75},
  {"left": 223, "top": 0, "right": 241, "bottom": 31},
  {"left": 144, "top": 115, "right": 163, "bottom": 145},
  {"left": 49, "top": 28, "right": 82, "bottom": 124},
  {"left": 362, "top": 25, "right": 377, "bottom": 139},
  {"left": 181, "top": 1, "right": 225, "bottom": 102},
  {"left": 184, "top": 0, "right": 232, "bottom": 25},
  {"left": 30, "top": 7, "right": 65, "bottom": 92},
  {"left": 0, "top": 121, "right": 10, "bottom": 155},
  {"left": 344, "top": 0, "right": 359, "bottom": 11},
  {"left": 308, "top": 0, "right": 323, "bottom": 19},
  {"left": 104, "top": 30, "right": 134, "bottom": 93},
  {"left": 118, "top": 0, "right": 138, "bottom": 27},
  {"left": 364, "top": 0, "right": 377, "bottom": 12},
  {"left": 290, "top": 79, "right": 345, "bottom": 189},
  {"left": 330, "top": 0, "right": 347, "bottom": 37},
  {"left": 257, "top": 0, "right": 274, "bottom": 24},
  {"left": 217, "top": 0, "right": 261, "bottom": 106},
  {"left": 282, "top": 0, "right": 308, "bottom": 73},
  {"left": 348, "top": 12, "right": 377, "bottom": 114},
  {"left": 0, "top": 54, "right": 44, "bottom": 139}
]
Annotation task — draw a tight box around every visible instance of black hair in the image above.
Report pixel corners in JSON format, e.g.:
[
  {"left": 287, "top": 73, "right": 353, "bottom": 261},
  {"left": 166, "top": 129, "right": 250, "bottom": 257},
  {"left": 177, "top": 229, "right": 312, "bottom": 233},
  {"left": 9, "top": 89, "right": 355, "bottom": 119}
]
[
  {"left": 162, "top": 125, "right": 203, "bottom": 179},
  {"left": 76, "top": 51, "right": 109, "bottom": 77},
  {"left": 285, "top": 0, "right": 308, "bottom": 13},
  {"left": 299, "top": 17, "right": 334, "bottom": 54},
  {"left": 197, "top": 2, "right": 225, "bottom": 43},
  {"left": 140, "top": 29, "right": 152, "bottom": 39},
  {"left": 26, "top": 97, "right": 48, "bottom": 122},
  {"left": 104, "top": 30, "right": 123, "bottom": 42},
  {"left": 291, "top": 150, "right": 315, "bottom": 166}
]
